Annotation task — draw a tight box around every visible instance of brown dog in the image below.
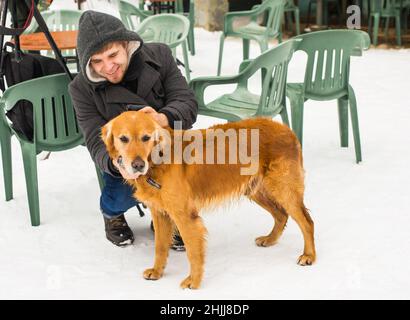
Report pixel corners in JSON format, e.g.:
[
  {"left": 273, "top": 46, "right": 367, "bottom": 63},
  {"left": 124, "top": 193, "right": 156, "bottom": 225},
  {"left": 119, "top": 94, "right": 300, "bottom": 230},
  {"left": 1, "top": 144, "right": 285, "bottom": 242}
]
[{"left": 101, "top": 111, "right": 315, "bottom": 289}]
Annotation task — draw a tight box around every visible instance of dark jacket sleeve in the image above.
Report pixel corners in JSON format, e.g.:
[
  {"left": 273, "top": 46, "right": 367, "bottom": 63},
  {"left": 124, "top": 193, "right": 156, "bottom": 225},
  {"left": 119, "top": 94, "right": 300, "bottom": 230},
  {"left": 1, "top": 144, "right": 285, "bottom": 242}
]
[
  {"left": 69, "top": 77, "right": 120, "bottom": 177},
  {"left": 156, "top": 44, "right": 198, "bottom": 129}
]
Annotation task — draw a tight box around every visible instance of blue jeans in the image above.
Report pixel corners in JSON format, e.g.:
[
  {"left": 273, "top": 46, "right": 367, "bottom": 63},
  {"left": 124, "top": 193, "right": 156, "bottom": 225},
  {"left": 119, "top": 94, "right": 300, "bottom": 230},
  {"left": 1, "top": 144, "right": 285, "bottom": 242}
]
[{"left": 100, "top": 173, "right": 139, "bottom": 218}]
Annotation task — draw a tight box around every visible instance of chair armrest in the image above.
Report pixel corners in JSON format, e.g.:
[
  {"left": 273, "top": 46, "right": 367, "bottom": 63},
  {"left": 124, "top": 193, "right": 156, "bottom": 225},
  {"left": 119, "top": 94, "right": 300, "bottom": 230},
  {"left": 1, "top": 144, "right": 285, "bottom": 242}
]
[
  {"left": 189, "top": 75, "right": 242, "bottom": 108},
  {"left": 351, "top": 32, "right": 371, "bottom": 56},
  {"left": 238, "top": 59, "right": 253, "bottom": 73},
  {"left": 167, "top": 37, "right": 187, "bottom": 49},
  {"left": 224, "top": 8, "right": 261, "bottom": 34}
]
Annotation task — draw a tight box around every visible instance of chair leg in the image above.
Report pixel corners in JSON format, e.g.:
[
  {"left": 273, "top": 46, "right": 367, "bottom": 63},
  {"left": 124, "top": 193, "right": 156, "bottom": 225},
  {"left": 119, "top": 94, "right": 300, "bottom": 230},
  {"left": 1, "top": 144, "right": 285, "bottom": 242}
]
[
  {"left": 294, "top": 9, "right": 301, "bottom": 35},
  {"left": 306, "top": 0, "right": 313, "bottom": 29},
  {"left": 217, "top": 34, "right": 225, "bottom": 76},
  {"left": 280, "top": 106, "right": 290, "bottom": 127},
  {"left": 20, "top": 142, "right": 41, "bottom": 226},
  {"left": 337, "top": 97, "right": 349, "bottom": 148},
  {"left": 188, "top": 25, "right": 195, "bottom": 55},
  {"left": 323, "top": 0, "right": 329, "bottom": 25},
  {"left": 348, "top": 85, "right": 362, "bottom": 163},
  {"left": 372, "top": 14, "right": 380, "bottom": 45},
  {"left": 395, "top": 14, "right": 402, "bottom": 46},
  {"left": 182, "top": 40, "right": 191, "bottom": 82},
  {"left": 286, "top": 11, "right": 293, "bottom": 34},
  {"left": 336, "top": 0, "right": 342, "bottom": 26},
  {"left": 384, "top": 17, "right": 390, "bottom": 41},
  {"left": 258, "top": 40, "right": 268, "bottom": 53},
  {"left": 368, "top": 12, "right": 372, "bottom": 36},
  {"left": 288, "top": 94, "right": 305, "bottom": 147},
  {"left": 0, "top": 121, "right": 13, "bottom": 201},
  {"left": 243, "top": 39, "right": 250, "bottom": 60}
]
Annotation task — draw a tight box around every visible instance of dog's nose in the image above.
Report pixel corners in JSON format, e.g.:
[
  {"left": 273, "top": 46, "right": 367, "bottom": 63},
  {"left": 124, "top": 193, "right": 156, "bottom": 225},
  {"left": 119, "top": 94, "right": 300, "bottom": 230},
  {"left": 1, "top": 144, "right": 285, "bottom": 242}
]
[{"left": 131, "top": 157, "right": 145, "bottom": 172}]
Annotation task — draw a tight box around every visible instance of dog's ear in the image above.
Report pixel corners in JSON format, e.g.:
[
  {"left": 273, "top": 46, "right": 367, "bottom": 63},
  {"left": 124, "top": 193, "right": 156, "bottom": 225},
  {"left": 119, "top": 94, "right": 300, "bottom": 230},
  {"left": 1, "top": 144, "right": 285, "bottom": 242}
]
[{"left": 101, "top": 120, "right": 115, "bottom": 155}]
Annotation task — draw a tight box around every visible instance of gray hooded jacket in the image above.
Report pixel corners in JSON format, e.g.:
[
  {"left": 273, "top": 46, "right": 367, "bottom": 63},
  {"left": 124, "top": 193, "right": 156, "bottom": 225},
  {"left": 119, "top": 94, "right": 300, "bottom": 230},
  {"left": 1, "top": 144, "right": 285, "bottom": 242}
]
[{"left": 69, "top": 11, "right": 198, "bottom": 176}]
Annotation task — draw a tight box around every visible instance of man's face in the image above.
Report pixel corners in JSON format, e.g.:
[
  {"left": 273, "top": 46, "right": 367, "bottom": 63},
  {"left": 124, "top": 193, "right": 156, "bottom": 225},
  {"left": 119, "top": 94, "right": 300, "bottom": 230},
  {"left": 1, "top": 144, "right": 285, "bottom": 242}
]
[{"left": 89, "top": 42, "right": 128, "bottom": 84}]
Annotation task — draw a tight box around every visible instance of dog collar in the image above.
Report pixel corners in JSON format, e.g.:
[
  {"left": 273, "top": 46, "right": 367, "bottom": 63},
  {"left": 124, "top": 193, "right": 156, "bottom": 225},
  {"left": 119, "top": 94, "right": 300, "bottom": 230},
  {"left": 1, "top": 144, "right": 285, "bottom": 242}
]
[{"left": 147, "top": 176, "right": 161, "bottom": 189}]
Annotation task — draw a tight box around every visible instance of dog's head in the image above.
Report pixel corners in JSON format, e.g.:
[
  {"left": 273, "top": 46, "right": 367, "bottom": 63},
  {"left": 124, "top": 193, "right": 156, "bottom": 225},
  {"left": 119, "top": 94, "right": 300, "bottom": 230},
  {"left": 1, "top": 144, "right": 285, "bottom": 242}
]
[{"left": 101, "top": 111, "right": 169, "bottom": 177}]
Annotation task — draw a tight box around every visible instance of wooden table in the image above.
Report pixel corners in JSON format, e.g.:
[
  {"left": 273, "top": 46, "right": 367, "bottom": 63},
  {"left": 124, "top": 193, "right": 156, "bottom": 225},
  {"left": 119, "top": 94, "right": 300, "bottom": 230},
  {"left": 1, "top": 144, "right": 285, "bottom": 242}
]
[
  {"left": 18, "top": 30, "right": 78, "bottom": 51},
  {"left": 18, "top": 30, "right": 79, "bottom": 71}
]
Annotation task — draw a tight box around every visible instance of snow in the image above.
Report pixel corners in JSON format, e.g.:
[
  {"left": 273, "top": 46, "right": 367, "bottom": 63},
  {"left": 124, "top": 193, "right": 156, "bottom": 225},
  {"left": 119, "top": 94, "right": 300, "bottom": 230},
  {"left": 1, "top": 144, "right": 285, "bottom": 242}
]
[{"left": 1, "top": 3, "right": 410, "bottom": 300}]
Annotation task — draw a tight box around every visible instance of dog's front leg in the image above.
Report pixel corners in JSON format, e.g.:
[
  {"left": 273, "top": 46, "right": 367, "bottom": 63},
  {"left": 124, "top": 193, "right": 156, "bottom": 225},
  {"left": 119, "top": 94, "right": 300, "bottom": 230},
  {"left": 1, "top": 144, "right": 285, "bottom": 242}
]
[
  {"left": 171, "top": 211, "right": 207, "bottom": 289},
  {"left": 143, "top": 209, "right": 173, "bottom": 281}
]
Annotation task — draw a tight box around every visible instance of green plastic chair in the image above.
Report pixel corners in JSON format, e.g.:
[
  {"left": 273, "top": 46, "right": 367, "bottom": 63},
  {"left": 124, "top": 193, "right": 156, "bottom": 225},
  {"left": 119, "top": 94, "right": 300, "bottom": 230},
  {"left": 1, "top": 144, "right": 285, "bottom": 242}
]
[
  {"left": 135, "top": 14, "right": 191, "bottom": 81},
  {"left": 119, "top": 0, "right": 153, "bottom": 30},
  {"left": 175, "top": 0, "right": 196, "bottom": 55},
  {"left": 284, "top": 0, "right": 300, "bottom": 36},
  {"left": 286, "top": 30, "right": 371, "bottom": 163},
  {"left": 217, "top": 0, "right": 286, "bottom": 76},
  {"left": 190, "top": 38, "right": 301, "bottom": 124},
  {"left": 0, "top": 74, "right": 103, "bottom": 226},
  {"left": 368, "top": 0, "right": 403, "bottom": 46}
]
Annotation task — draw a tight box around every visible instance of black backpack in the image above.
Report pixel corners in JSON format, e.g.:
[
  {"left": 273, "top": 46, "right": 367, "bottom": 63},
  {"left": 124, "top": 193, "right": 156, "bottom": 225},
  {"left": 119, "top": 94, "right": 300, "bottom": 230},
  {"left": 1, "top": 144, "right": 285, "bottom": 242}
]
[{"left": 0, "top": 43, "right": 64, "bottom": 141}]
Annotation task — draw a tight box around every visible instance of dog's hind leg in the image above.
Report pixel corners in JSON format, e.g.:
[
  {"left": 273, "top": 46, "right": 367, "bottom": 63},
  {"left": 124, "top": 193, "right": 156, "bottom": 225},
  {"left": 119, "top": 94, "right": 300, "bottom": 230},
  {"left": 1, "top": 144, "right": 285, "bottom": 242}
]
[
  {"left": 249, "top": 189, "right": 288, "bottom": 247},
  {"left": 143, "top": 209, "right": 174, "bottom": 281},
  {"left": 265, "top": 187, "right": 315, "bottom": 265},
  {"left": 170, "top": 210, "right": 207, "bottom": 289},
  {"left": 262, "top": 165, "right": 316, "bottom": 266},
  {"left": 287, "top": 203, "right": 315, "bottom": 266}
]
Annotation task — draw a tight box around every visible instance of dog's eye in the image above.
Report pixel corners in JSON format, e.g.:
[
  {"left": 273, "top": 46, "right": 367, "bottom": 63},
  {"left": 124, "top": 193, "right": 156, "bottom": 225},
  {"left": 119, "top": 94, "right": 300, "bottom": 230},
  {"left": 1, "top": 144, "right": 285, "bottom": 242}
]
[
  {"left": 119, "top": 136, "right": 129, "bottom": 143},
  {"left": 141, "top": 135, "right": 151, "bottom": 142}
]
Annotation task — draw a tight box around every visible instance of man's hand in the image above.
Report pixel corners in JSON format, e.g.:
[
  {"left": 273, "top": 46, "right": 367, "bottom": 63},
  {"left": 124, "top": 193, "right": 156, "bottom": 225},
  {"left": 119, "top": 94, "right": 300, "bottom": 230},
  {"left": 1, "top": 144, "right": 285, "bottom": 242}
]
[
  {"left": 112, "top": 159, "right": 141, "bottom": 180},
  {"left": 140, "top": 106, "right": 169, "bottom": 128}
]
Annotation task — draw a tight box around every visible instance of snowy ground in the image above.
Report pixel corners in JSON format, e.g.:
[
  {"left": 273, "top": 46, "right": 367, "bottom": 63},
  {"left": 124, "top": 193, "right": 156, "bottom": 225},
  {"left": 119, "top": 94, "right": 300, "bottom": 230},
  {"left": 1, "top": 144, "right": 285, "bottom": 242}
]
[{"left": 1, "top": 5, "right": 410, "bottom": 299}]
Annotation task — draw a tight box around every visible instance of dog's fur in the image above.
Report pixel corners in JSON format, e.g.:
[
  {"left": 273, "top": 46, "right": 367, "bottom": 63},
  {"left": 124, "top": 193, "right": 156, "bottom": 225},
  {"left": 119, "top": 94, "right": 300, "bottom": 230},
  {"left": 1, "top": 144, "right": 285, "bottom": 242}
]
[{"left": 101, "top": 111, "right": 316, "bottom": 289}]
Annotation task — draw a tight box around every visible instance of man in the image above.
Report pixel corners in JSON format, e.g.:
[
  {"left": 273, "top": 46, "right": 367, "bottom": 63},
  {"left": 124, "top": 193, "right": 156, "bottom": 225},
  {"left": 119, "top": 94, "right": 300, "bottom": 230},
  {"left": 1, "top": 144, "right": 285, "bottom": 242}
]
[{"left": 69, "top": 11, "right": 198, "bottom": 248}]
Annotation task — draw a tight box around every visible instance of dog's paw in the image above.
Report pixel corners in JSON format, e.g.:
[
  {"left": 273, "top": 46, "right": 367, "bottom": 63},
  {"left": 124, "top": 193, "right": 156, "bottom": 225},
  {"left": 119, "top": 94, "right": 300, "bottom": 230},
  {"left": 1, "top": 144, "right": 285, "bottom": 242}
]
[
  {"left": 180, "top": 276, "right": 200, "bottom": 289},
  {"left": 143, "top": 268, "right": 163, "bottom": 280},
  {"left": 255, "top": 236, "right": 277, "bottom": 247},
  {"left": 297, "top": 254, "right": 316, "bottom": 266}
]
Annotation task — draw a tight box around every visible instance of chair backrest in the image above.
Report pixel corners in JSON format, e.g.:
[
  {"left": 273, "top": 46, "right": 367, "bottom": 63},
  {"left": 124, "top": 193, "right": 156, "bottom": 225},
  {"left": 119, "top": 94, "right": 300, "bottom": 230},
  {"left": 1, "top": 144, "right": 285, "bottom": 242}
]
[
  {"left": 294, "top": 30, "right": 370, "bottom": 100},
  {"left": 0, "top": 74, "right": 83, "bottom": 151},
  {"left": 41, "top": 9, "right": 82, "bottom": 31},
  {"left": 135, "top": 14, "right": 190, "bottom": 55},
  {"left": 370, "top": 0, "right": 401, "bottom": 13},
  {"left": 40, "top": 9, "right": 82, "bottom": 58},
  {"left": 237, "top": 39, "right": 301, "bottom": 116},
  {"left": 252, "top": 0, "right": 285, "bottom": 36},
  {"left": 24, "top": 9, "right": 81, "bottom": 35},
  {"left": 119, "top": 0, "right": 152, "bottom": 30}
]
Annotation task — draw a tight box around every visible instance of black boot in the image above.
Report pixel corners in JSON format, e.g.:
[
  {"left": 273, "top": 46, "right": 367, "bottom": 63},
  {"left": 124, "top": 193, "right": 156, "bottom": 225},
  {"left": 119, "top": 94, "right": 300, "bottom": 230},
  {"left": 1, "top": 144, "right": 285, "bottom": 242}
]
[
  {"left": 104, "top": 214, "right": 134, "bottom": 246},
  {"left": 150, "top": 220, "right": 185, "bottom": 251}
]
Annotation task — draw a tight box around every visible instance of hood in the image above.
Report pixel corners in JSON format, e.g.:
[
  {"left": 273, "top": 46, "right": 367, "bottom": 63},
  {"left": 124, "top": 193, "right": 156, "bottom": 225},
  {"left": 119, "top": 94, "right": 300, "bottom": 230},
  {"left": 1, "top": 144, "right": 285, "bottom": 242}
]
[{"left": 76, "top": 10, "right": 143, "bottom": 84}]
